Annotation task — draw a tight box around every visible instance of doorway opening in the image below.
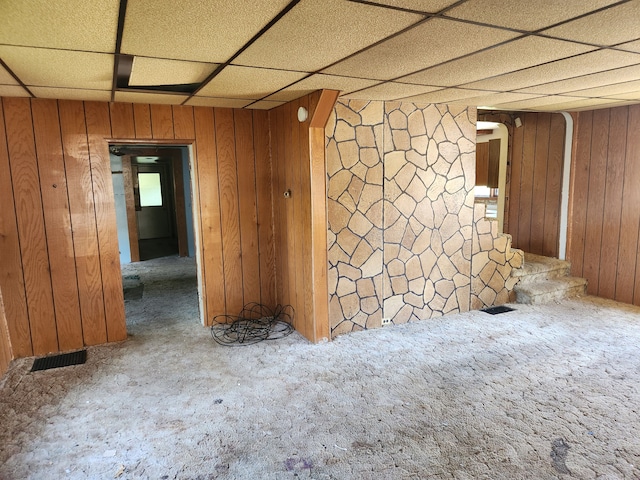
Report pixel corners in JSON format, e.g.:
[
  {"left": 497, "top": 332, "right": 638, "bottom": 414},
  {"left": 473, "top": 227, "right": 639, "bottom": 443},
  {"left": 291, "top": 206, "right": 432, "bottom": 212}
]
[
  {"left": 109, "top": 144, "right": 202, "bottom": 328},
  {"left": 475, "top": 121, "right": 508, "bottom": 232}
]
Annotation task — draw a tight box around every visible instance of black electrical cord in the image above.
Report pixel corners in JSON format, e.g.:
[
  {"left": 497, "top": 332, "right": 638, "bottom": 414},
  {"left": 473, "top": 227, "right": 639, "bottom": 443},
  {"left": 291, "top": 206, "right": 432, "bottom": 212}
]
[{"left": 210, "top": 303, "right": 294, "bottom": 346}]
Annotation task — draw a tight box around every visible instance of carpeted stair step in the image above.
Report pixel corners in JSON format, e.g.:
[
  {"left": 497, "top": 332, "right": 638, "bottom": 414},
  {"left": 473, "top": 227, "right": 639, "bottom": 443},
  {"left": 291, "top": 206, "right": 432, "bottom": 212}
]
[
  {"left": 514, "top": 276, "right": 587, "bottom": 305},
  {"left": 511, "top": 253, "right": 571, "bottom": 283}
]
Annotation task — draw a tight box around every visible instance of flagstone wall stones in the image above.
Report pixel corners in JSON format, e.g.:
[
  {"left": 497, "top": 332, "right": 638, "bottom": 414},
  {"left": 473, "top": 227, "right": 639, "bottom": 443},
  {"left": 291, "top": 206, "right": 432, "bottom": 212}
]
[
  {"left": 326, "top": 99, "right": 520, "bottom": 338},
  {"left": 326, "top": 100, "right": 385, "bottom": 336},
  {"left": 471, "top": 203, "right": 524, "bottom": 310},
  {"left": 382, "top": 102, "right": 477, "bottom": 326}
]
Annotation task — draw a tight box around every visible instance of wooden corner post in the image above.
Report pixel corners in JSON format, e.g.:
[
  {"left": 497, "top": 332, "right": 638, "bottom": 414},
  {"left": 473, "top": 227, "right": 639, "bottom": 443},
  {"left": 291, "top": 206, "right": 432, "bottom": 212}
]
[{"left": 308, "top": 90, "right": 339, "bottom": 342}]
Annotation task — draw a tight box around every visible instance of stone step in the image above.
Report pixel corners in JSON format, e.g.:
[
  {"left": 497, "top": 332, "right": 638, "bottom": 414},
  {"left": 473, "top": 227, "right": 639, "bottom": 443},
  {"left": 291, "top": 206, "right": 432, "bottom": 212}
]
[
  {"left": 514, "top": 276, "right": 587, "bottom": 305},
  {"left": 511, "top": 252, "right": 571, "bottom": 282}
]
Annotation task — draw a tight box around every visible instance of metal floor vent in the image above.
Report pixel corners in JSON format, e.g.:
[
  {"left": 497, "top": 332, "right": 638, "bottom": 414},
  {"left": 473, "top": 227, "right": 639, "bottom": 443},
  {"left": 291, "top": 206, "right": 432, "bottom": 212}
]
[
  {"left": 481, "top": 305, "right": 516, "bottom": 315},
  {"left": 31, "top": 350, "right": 87, "bottom": 372}
]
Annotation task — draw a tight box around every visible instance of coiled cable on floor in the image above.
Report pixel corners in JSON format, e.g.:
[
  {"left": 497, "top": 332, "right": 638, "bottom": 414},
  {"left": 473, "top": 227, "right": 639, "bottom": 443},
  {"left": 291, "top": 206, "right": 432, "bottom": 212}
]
[{"left": 210, "top": 303, "right": 294, "bottom": 346}]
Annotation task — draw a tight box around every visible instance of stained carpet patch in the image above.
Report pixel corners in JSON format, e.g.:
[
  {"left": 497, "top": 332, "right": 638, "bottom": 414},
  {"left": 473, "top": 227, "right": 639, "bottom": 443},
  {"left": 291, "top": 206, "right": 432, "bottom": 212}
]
[
  {"left": 31, "top": 350, "right": 87, "bottom": 372},
  {"left": 481, "top": 305, "right": 516, "bottom": 315}
]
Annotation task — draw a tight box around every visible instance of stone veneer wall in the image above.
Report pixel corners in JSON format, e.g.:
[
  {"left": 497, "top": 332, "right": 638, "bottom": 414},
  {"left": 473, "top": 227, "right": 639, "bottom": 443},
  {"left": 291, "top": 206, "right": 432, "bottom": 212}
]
[
  {"left": 326, "top": 101, "right": 385, "bottom": 335},
  {"left": 471, "top": 203, "right": 524, "bottom": 309},
  {"left": 326, "top": 100, "right": 478, "bottom": 336},
  {"left": 382, "top": 103, "right": 476, "bottom": 325}
]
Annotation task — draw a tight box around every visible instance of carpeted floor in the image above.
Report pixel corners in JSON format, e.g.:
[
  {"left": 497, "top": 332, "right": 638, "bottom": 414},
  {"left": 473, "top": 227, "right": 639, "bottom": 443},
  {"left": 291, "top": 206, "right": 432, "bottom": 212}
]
[{"left": 1, "top": 256, "right": 639, "bottom": 479}]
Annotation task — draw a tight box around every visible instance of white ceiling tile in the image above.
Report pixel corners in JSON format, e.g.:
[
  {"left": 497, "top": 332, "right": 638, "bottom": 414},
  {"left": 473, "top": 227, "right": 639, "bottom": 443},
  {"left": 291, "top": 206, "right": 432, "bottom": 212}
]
[
  {"left": 0, "top": 46, "right": 113, "bottom": 90},
  {"left": 542, "top": 1, "right": 640, "bottom": 46},
  {"left": 323, "top": 18, "right": 518, "bottom": 80},
  {"left": 31, "top": 87, "right": 111, "bottom": 102},
  {"left": 445, "top": 0, "right": 620, "bottom": 31},
  {"left": 114, "top": 91, "right": 188, "bottom": 105},
  {"left": 341, "top": 82, "right": 440, "bottom": 101},
  {"left": 533, "top": 97, "right": 626, "bottom": 110},
  {"left": 129, "top": 58, "right": 217, "bottom": 87},
  {"left": 0, "top": 64, "right": 18, "bottom": 85},
  {"left": 121, "top": 0, "right": 292, "bottom": 63},
  {"left": 235, "top": 0, "right": 422, "bottom": 72},
  {"left": 246, "top": 100, "right": 286, "bottom": 110},
  {"left": 493, "top": 95, "right": 586, "bottom": 109},
  {"left": 516, "top": 63, "right": 640, "bottom": 95},
  {"left": 462, "top": 49, "right": 640, "bottom": 91},
  {"left": 266, "top": 74, "right": 378, "bottom": 102},
  {"left": 359, "top": 0, "right": 459, "bottom": 13},
  {"left": 0, "top": 85, "right": 30, "bottom": 97},
  {"left": 184, "top": 97, "right": 253, "bottom": 108},
  {"left": 615, "top": 39, "right": 640, "bottom": 53},
  {"left": 603, "top": 90, "right": 640, "bottom": 100},
  {"left": 399, "top": 36, "right": 594, "bottom": 86},
  {"left": 399, "top": 88, "right": 494, "bottom": 104},
  {"left": 445, "top": 91, "right": 543, "bottom": 106},
  {"left": 566, "top": 79, "right": 640, "bottom": 98},
  {"left": 197, "top": 66, "right": 307, "bottom": 100},
  {"left": 0, "top": 0, "right": 119, "bottom": 52},
  {"left": 566, "top": 100, "right": 633, "bottom": 110}
]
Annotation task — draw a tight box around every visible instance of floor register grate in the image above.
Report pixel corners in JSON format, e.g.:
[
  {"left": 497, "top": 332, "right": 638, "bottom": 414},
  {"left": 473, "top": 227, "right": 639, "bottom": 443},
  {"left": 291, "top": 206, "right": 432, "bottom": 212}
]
[
  {"left": 31, "top": 350, "right": 87, "bottom": 372},
  {"left": 481, "top": 305, "right": 516, "bottom": 315}
]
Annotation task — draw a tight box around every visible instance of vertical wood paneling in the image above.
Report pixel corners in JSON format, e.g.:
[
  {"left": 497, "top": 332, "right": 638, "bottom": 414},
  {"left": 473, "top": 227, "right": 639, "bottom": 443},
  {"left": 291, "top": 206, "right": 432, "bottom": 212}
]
[
  {"left": 59, "top": 100, "right": 107, "bottom": 346},
  {"left": 121, "top": 157, "right": 140, "bottom": 262},
  {"left": 530, "top": 113, "right": 550, "bottom": 254},
  {"left": 598, "top": 107, "right": 627, "bottom": 300},
  {"left": 569, "top": 111, "right": 593, "bottom": 277},
  {"left": 133, "top": 104, "right": 152, "bottom": 139},
  {"left": 0, "top": 96, "right": 281, "bottom": 359},
  {"left": 0, "top": 99, "right": 31, "bottom": 357},
  {"left": 150, "top": 104, "right": 174, "bottom": 139},
  {"left": 172, "top": 106, "right": 195, "bottom": 259},
  {"left": 0, "top": 288, "right": 12, "bottom": 376},
  {"left": 234, "top": 110, "right": 261, "bottom": 305},
  {"left": 475, "top": 142, "right": 489, "bottom": 186},
  {"left": 253, "top": 111, "right": 275, "bottom": 307},
  {"left": 31, "top": 99, "right": 83, "bottom": 351},
  {"left": 290, "top": 99, "right": 305, "bottom": 335},
  {"left": 487, "top": 138, "right": 501, "bottom": 188},
  {"left": 274, "top": 106, "right": 288, "bottom": 307},
  {"left": 507, "top": 112, "right": 565, "bottom": 257},
  {"left": 508, "top": 117, "right": 524, "bottom": 249},
  {"left": 172, "top": 106, "right": 195, "bottom": 141},
  {"left": 284, "top": 102, "right": 299, "bottom": 328},
  {"left": 172, "top": 151, "right": 189, "bottom": 257},
  {"left": 543, "top": 114, "right": 565, "bottom": 257},
  {"left": 84, "top": 101, "right": 126, "bottom": 342},
  {"left": 109, "top": 103, "right": 135, "bottom": 139},
  {"left": 215, "top": 109, "right": 243, "bottom": 315},
  {"left": 299, "top": 95, "right": 314, "bottom": 339},
  {"left": 569, "top": 105, "right": 640, "bottom": 307},
  {"left": 3, "top": 98, "right": 58, "bottom": 355},
  {"left": 309, "top": 89, "right": 335, "bottom": 342},
  {"left": 193, "top": 107, "right": 224, "bottom": 324},
  {"left": 517, "top": 114, "right": 537, "bottom": 252},
  {"left": 582, "top": 108, "right": 610, "bottom": 295},
  {"left": 617, "top": 106, "right": 640, "bottom": 303},
  {"left": 269, "top": 91, "right": 334, "bottom": 342}
]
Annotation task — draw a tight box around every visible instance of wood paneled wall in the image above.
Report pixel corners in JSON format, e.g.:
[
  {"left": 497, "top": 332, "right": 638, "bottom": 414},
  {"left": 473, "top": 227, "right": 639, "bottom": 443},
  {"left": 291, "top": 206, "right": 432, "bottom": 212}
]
[
  {"left": 269, "top": 91, "right": 337, "bottom": 343},
  {"left": 113, "top": 104, "right": 276, "bottom": 323},
  {"left": 0, "top": 288, "right": 12, "bottom": 376},
  {"left": 0, "top": 97, "right": 276, "bottom": 362},
  {"left": 569, "top": 105, "right": 640, "bottom": 305},
  {"left": 0, "top": 98, "right": 126, "bottom": 357},
  {"left": 508, "top": 112, "right": 565, "bottom": 257}
]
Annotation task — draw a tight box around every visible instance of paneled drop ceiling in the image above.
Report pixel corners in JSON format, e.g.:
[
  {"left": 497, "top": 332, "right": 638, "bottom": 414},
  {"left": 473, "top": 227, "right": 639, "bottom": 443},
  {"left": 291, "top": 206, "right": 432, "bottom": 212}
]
[{"left": 1, "top": 0, "right": 640, "bottom": 111}]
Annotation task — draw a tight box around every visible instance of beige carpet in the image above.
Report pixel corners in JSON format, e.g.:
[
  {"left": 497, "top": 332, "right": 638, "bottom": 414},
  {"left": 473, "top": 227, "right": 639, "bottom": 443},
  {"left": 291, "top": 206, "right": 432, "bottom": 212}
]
[{"left": 1, "top": 256, "right": 639, "bottom": 479}]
